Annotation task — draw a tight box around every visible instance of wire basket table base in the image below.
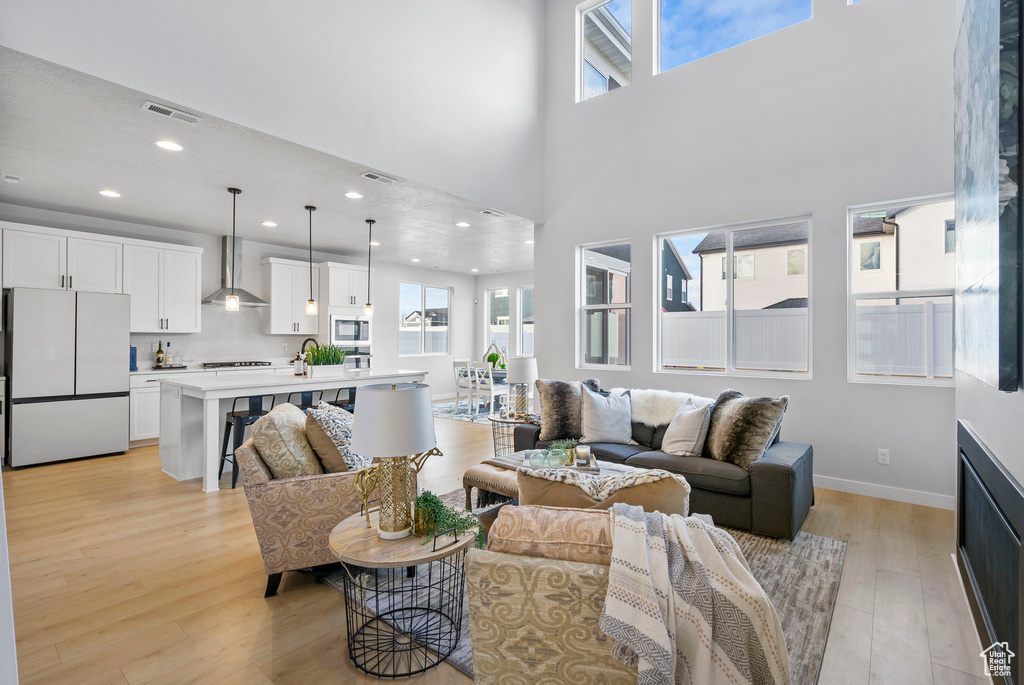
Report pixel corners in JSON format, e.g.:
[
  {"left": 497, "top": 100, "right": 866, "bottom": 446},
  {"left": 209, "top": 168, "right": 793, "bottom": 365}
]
[{"left": 342, "top": 549, "right": 468, "bottom": 677}]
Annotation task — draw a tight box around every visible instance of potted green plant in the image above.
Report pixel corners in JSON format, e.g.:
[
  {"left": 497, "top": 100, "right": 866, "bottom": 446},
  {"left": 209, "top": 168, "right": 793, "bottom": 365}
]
[
  {"left": 549, "top": 438, "right": 578, "bottom": 465},
  {"left": 486, "top": 352, "right": 501, "bottom": 368},
  {"left": 304, "top": 342, "right": 350, "bottom": 379},
  {"left": 413, "top": 491, "right": 485, "bottom": 548}
]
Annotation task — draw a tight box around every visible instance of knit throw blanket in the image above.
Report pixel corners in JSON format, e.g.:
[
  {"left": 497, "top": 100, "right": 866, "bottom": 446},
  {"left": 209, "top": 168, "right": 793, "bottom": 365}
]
[{"left": 600, "top": 504, "right": 791, "bottom": 685}]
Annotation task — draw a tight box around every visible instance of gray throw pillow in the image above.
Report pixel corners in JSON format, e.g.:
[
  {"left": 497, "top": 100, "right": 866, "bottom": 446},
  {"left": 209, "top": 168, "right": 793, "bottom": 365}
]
[
  {"left": 580, "top": 386, "right": 632, "bottom": 444},
  {"left": 535, "top": 378, "right": 601, "bottom": 441},
  {"left": 659, "top": 399, "right": 713, "bottom": 457},
  {"left": 706, "top": 390, "right": 789, "bottom": 470}
]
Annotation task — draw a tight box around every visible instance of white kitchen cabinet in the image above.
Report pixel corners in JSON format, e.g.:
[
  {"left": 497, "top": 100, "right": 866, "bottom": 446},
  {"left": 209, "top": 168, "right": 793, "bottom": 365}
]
[
  {"left": 3, "top": 229, "right": 66, "bottom": 289},
  {"left": 3, "top": 230, "right": 123, "bottom": 293},
  {"left": 262, "top": 258, "right": 320, "bottom": 335},
  {"left": 124, "top": 246, "right": 202, "bottom": 333},
  {"left": 67, "top": 237, "right": 123, "bottom": 293},
  {"left": 324, "top": 263, "right": 370, "bottom": 309},
  {"left": 129, "top": 386, "right": 161, "bottom": 441}
]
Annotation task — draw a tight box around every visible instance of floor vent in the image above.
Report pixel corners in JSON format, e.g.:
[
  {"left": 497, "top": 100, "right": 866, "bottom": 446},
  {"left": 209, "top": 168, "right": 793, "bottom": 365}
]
[
  {"left": 141, "top": 101, "right": 202, "bottom": 125},
  {"left": 361, "top": 171, "right": 396, "bottom": 185},
  {"left": 479, "top": 208, "right": 505, "bottom": 217},
  {"left": 1, "top": 173, "right": 22, "bottom": 184}
]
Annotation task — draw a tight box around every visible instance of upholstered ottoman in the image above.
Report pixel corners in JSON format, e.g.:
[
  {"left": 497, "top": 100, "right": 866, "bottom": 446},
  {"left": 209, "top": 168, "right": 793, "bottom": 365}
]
[{"left": 463, "top": 463, "right": 520, "bottom": 509}]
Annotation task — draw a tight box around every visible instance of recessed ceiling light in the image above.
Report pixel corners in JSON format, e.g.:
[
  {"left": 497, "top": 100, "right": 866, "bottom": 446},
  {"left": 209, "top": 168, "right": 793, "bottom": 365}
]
[
  {"left": 411, "top": 258, "right": 421, "bottom": 262},
  {"left": 470, "top": 268, "right": 479, "bottom": 272},
  {"left": 345, "top": 192, "right": 363, "bottom": 199},
  {"left": 456, "top": 222, "right": 470, "bottom": 228},
  {"left": 369, "top": 241, "right": 380, "bottom": 246},
  {"left": 155, "top": 140, "right": 183, "bottom": 151},
  {"left": 99, "top": 190, "right": 121, "bottom": 198},
  {"left": 525, "top": 240, "right": 535, "bottom": 244},
  {"left": 262, "top": 221, "right": 277, "bottom": 227}
]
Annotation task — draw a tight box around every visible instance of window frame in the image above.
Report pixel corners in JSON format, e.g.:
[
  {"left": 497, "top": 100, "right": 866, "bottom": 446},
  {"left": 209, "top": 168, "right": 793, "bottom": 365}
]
[
  {"left": 944, "top": 219, "right": 956, "bottom": 255},
  {"left": 484, "top": 287, "right": 512, "bottom": 358},
  {"left": 787, "top": 248, "right": 806, "bottom": 276},
  {"left": 576, "top": 0, "right": 630, "bottom": 103},
  {"left": 578, "top": 239, "right": 632, "bottom": 370},
  {"left": 654, "top": 215, "right": 813, "bottom": 380},
  {"left": 666, "top": 274, "right": 673, "bottom": 301},
  {"left": 519, "top": 285, "right": 535, "bottom": 356},
  {"left": 398, "top": 281, "right": 453, "bottom": 357},
  {"left": 846, "top": 194, "right": 955, "bottom": 387}
]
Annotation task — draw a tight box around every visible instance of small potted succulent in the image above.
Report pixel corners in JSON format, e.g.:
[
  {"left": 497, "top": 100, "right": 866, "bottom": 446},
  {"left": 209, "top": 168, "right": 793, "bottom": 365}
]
[
  {"left": 549, "top": 438, "right": 578, "bottom": 465},
  {"left": 304, "top": 342, "right": 349, "bottom": 379}
]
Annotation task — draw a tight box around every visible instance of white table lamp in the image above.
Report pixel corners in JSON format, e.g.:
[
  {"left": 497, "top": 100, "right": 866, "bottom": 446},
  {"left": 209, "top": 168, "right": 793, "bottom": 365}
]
[
  {"left": 506, "top": 357, "right": 538, "bottom": 417},
  {"left": 350, "top": 383, "right": 440, "bottom": 539}
]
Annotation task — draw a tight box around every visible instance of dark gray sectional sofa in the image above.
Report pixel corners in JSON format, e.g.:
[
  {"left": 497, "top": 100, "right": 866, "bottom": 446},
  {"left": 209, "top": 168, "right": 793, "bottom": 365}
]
[{"left": 513, "top": 421, "right": 814, "bottom": 540}]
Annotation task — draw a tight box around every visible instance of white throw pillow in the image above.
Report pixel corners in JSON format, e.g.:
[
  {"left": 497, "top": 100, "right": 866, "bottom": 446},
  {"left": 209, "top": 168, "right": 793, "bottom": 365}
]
[
  {"left": 660, "top": 399, "right": 713, "bottom": 457},
  {"left": 580, "top": 386, "right": 632, "bottom": 444}
]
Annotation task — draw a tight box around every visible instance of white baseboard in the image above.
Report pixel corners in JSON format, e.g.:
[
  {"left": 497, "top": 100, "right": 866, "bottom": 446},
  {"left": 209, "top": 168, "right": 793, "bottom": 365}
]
[
  {"left": 431, "top": 392, "right": 456, "bottom": 401},
  {"left": 813, "top": 474, "right": 955, "bottom": 510}
]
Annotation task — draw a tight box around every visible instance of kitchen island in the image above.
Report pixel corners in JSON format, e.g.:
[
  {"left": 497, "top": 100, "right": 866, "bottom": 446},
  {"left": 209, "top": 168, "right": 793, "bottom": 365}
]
[{"left": 158, "top": 369, "right": 428, "bottom": 492}]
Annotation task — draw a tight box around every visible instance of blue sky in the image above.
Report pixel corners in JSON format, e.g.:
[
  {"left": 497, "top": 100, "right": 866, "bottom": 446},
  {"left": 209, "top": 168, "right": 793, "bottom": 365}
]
[{"left": 659, "top": 0, "right": 812, "bottom": 72}]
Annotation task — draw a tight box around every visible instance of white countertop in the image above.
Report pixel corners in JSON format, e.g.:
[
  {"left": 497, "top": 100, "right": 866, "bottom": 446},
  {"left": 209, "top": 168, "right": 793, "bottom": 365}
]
[
  {"left": 157, "top": 369, "right": 428, "bottom": 393},
  {"left": 131, "top": 363, "right": 293, "bottom": 376}
]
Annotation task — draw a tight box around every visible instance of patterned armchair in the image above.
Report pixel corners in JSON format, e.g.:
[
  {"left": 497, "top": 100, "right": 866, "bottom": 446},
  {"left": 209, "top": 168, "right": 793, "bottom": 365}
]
[
  {"left": 465, "top": 506, "right": 636, "bottom": 685},
  {"left": 235, "top": 438, "right": 369, "bottom": 597}
]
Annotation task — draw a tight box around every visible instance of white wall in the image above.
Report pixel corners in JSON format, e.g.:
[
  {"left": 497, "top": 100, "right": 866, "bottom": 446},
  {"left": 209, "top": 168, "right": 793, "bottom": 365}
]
[
  {"left": 0, "top": 0, "right": 546, "bottom": 221},
  {"left": 539, "top": 0, "right": 958, "bottom": 507},
  {"left": 0, "top": 203, "right": 474, "bottom": 397}
]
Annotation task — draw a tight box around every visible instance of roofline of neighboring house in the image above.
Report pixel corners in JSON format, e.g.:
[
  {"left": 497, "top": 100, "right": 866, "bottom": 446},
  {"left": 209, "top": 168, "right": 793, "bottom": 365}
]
[
  {"left": 664, "top": 240, "right": 693, "bottom": 281},
  {"left": 694, "top": 238, "right": 809, "bottom": 255}
]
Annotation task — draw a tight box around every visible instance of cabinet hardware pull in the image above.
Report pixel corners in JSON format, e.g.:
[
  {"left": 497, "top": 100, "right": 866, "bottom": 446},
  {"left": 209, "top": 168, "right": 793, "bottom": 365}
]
[
  {"left": 69, "top": 275, "right": 73, "bottom": 289},
  {"left": 61, "top": 274, "right": 65, "bottom": 288}
]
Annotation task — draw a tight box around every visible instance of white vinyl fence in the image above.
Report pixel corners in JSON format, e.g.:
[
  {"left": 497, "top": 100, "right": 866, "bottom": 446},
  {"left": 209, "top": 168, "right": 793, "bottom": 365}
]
[
  {"left": 855, "top": 302, "right": 953, "bottom": 378},
  {"left": 399, "top": 327, "right": 449, "bottom": 355},
  {"left": 662, "top": 303, "right": 952, "bottom": 378}
]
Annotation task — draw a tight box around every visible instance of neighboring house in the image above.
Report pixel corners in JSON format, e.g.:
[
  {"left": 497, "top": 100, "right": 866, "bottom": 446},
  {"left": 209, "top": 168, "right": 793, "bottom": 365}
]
[
  {"left": 851, "top": 202, "right": 955, "bottom": 294},
  {"left": 581, "top": 2, "right": 631, "bottom": 100},
  {"left": 403, "top": 308, "right": 449, "bottom": 327},
  {"left": 693, "top": 222, "right": 809, "bottom": 311},
  {"left": 661, "top": 239, "right": 694, "bottom": 312}
]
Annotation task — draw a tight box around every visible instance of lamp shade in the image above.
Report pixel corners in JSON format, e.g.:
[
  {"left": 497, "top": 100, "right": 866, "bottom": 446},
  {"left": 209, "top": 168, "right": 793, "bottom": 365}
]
[
  {"left": 506, "top": 356, "right": 539, "bottom": 385},
  {"left": 350, "top": 383, "right": 437, "bottom": 457}
]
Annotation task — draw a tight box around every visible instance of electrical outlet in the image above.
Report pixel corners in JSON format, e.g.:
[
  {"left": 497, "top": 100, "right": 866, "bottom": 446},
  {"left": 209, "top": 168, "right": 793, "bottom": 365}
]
[
  {"left": 877, "top": 448, "right": 890, "bottom": 465},
  {"left": 282, "top": 342, "right": 289, "bottom": 352}
]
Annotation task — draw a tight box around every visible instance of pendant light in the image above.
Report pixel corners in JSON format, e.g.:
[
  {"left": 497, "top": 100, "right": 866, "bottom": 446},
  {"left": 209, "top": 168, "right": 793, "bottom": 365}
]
[
  {"left": 225, "top": 188, "right": 242, "bottom": 311},
  {"left": 364, "top": 219, "right": 375, "bottom": 318},
  {"left": 305, "top": 205, "right": 318, "bottom": 316}
]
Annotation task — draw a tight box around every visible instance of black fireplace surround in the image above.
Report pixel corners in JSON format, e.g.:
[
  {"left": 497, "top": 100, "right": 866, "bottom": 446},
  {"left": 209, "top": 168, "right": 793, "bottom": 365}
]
[{"left": 957, "top": 421, "right": 1023, "bottom": 685}]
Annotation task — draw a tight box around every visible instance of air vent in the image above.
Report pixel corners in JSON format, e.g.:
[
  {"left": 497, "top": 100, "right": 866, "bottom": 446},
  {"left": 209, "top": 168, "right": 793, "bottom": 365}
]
[
  {"left": 1, "top": 173, "right": 22, "bottom": 185},
  {"left": 361, "top": 171, "right": 396, "bottom": 185},
  {"left": 141, "top": 101, "right": 201, "bottom": 125},
  {"left": 479, "top": 208, "right": 505, "bottom": 217}
]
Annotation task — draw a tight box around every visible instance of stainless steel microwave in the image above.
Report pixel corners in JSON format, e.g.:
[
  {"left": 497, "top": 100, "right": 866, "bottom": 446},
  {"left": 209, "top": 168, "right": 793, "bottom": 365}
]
[{"left": 330, "top": 316, "right": 371, "bottom": 345}]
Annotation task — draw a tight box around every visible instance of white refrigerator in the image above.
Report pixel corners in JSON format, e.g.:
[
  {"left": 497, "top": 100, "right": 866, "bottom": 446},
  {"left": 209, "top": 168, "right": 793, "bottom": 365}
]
[{"left": 6, "top": 288, "right": 130, "bottom": 467}]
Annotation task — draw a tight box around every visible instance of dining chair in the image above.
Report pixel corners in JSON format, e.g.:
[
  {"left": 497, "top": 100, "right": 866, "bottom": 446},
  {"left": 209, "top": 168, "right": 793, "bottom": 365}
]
[
  {"left": 453, "top": 360, "right": 478, "bottom": 414},
  {"left": 471, "top": 362, "right": 500, "bottom": 416}
]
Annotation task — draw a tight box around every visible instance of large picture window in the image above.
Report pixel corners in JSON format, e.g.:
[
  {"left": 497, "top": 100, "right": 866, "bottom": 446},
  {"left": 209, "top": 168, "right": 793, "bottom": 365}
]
[
  {"left": 399, "top": 283, "right": 451, "bottom": 356},
  {"left": 658, "top": 218, "right": 810, "bottom": 375},
  {"left": 486, "top": 288, "right": 510, "bottom": 355},
  {"left": 848, "top": 198, "right": 955, "bottom": 384},
  {"left": 579, "top": 0, "right": 631, "bottom": 101},
  {"left": 580, "top": 242, "right": 631, "bottom": 367},
  {"left": 658, "top": 0, "right": 812, "bottom": 74}
]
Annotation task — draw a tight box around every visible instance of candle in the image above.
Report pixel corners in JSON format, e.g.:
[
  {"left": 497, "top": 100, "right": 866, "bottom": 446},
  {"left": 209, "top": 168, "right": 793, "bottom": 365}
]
[{"left": 575, "top": 444, "right": 591, "bottom": 467}]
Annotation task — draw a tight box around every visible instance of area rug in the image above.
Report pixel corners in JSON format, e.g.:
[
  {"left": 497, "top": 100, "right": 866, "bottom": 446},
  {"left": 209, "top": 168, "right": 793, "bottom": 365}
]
[
  {"left": 432, "top": 399, "right": 499, "bottom": 425},
  {"left": 326, "top": 491, "right": 846, "bottom": 685}
]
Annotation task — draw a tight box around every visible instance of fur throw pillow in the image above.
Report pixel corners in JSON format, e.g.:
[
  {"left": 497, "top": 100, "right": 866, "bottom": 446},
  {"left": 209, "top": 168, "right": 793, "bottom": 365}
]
[
  {"left": 706, "top": 390, "right": 788, "bottom": 470},
  {"left": 610, "top": 387, "right": 715, "bottom": 427},
  {"left": 535, "top": 378, "right": 601, "bottom": 441}
]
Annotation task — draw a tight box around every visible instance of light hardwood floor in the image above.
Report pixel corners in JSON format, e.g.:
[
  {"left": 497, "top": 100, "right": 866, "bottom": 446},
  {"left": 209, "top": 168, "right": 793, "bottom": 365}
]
[{"left": 2, "top": 418, "right": 986, "bottom": 685}]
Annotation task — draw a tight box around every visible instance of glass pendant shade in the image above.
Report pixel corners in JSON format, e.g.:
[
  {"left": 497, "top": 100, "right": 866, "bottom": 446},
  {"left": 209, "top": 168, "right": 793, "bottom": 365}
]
[
  {"left": 306, "top": 299, "right": 318, "bottom": 316},
  {"left": 224, "top": 293, "right": 240, "bottom": 312},
  {"left": 364, "top": 302, "right": 374, "bottom": 318}
]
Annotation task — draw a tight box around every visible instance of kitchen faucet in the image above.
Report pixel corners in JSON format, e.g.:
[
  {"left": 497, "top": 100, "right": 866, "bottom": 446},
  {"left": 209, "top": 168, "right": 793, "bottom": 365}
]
[{"left": 300, "top": 338, "right": 318, "bottom": 355}]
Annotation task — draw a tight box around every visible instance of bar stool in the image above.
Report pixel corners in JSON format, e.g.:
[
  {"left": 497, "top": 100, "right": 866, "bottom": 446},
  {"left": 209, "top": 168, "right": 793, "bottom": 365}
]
[
  {"left": 220, "top": 395, "right": 276, "bottom": 489},
  {"left": 329, "top": 387, "right": 357, "bottom": 413},
  {"left": 286, "top": 390, "right": 323, "bottom": 411}
]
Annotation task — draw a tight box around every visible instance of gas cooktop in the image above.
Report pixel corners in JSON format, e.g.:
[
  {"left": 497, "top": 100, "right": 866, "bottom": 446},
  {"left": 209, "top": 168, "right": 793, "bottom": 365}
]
[{"left": 201, "top": 361, "right": 272, "bottom": 368}]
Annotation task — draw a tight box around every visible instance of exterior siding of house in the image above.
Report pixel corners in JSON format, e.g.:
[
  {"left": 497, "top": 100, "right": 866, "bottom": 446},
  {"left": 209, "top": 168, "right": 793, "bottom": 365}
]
[{"left": 699, "top": 242, "right": 809, "bottom": 311}]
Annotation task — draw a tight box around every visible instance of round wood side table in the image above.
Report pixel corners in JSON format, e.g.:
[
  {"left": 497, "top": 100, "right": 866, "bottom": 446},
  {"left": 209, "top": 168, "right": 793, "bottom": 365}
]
[{"left": 329, "top": 509, "right": 478, "bottom": 677}]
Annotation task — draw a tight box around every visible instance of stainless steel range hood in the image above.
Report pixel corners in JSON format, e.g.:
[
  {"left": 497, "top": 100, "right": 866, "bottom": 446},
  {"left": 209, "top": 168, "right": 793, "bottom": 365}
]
[{"left": 202, "top": 236, "right": 269, "bottom": 307}]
